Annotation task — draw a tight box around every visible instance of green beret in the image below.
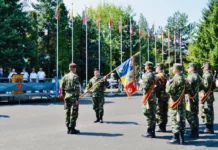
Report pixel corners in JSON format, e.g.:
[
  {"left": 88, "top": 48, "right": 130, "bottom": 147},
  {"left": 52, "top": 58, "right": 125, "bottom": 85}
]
[
  {"left": 173, "top": 63, "right": 183, "bottom": 71},
  {"left": 144, "top": 61, "right": 153, "bottom": 67}
]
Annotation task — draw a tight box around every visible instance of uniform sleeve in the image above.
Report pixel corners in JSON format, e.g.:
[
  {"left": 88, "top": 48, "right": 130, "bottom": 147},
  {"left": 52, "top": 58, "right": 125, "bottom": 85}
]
[
  {"left": 62, "top": 76, "right": 66, "bottom": 94},
  {"left": 74, "top": 76, "right": 80, "bottom": 97},
  {"left": 203, "top": 74, "right": 212, "bottom": 91},
  {"left": 86, "top": 79, "right": 92, "bottom": 90},
  {"left": 142, "top": 73, "right": 153, "bottom": 91}
]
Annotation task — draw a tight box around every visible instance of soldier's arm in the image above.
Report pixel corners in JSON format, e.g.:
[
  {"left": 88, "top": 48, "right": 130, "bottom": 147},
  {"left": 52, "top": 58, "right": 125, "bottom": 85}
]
[
  {"left": 86, "top": 79, "right": 92, "bottom": 90},
  {"left": 142, "top": 73, "right": 153, "bottom": 92},
  {"left": 74, "top": 76, "right": 80, "bottom": 98},
  {"left": 202, "top": 74, "right": 211, "bottom": 91},
  {"left": 62, "top": 76, "right": 66, "bottom": 95}
]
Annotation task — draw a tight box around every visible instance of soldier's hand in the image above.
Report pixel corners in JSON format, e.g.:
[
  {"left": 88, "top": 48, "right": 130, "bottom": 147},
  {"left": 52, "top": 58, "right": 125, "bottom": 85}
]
[
  {"left": 76, "top": 100, "right": 79, "bottom": 105},
  {"left": 103, "top": 76, "right": 107, "bottom": 81}
]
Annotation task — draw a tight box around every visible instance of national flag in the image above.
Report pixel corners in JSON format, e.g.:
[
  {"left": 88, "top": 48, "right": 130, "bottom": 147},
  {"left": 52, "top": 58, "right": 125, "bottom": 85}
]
[
  {"left": 139, "top": 28, "right": 143, "bottom": 37},
  {"left": 173, "top": 32, "right": 176, "bottom": 44},
  {"left": 96, "top": 13, "right": 100, "bottom": 27},
  {"left": 119, "top": 17, "right": 122, "bottom": 33},
  {"left": 130, "top": 24, "right": 134, "bottom": 35},
  {"left": 83, "top": 11, "right": 87, "bottom": 25},
  {"left": 162, "top": 32, "right": 164, "bottom": 41},
  {"left": 116, "top": 57, "right": 138, "bottom": 96},
  {"left": 109, "top": 15, "right": 113, "bottom": 29},
  {"left": 147, "top": 28, "right": 150, "bottom": 38},
  {"left": 70, "top": 8, "right": 73, "bottom": 20},
  {"left": 168, "top": 31, "right": 170, "bottom": 42},
  {"left": 55, "top": 7, "right": 58, "bottom": 20}
]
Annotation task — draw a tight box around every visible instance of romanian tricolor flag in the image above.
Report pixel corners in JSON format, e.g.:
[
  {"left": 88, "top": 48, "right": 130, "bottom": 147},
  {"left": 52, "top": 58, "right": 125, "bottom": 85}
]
[
  {"left": 96, "top": 13, "right": 100, "bottom": 27},
  {"left": 119, "top": 17, "right": 122, "bottom": 33},
  {"left": 116, "top": 56, "right": 138, "bottom": 96},
  {"left": 83, "top": 11, "right": 87, "bottom": 25},
  {"left": 109, "top": 15, "right": 113, "bottom": 29}
]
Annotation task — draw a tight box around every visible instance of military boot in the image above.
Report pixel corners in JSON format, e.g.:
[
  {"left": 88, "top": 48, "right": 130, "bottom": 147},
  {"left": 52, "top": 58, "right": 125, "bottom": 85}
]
[
  {"left": 209, "top": 124, "right": 215, "bottom": 134},
  {"left": 94, "top": 112, "right": 100, "bottom": 123},
  {"left": 156, "top": 123, "right": 166, "bottom": 132},
  {"left": 69, "top": 128, "right": 80, "bottom": 134},
  {"left": 152, "top": 126, "right": 156, "bottom": 138},
  {"left": 167, "top": 133, "right": 180, "bottom": 144},
  {"left": 142, "top": 128, "right": 155, "bottom": 138},
  {"left": 67, "top": 127, "right": 71, "bottom": 134},
  {"left": 99, "top": 114, "right": 103, "bottom": 123},
  {"left": 195, "top": 128, "right": 199, "bottom": 138},
  {"left": 180, "top": 131, "right": 185, "bottom": 145},
  {"left": 203, "top": 124, "right": 210, "bottom": 133}
]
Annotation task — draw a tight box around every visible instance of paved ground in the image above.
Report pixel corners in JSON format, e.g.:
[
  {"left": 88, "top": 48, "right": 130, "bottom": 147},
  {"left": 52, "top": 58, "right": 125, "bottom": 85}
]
[{"left": 0, "top": 94, "right": 218, "bottom": 150}]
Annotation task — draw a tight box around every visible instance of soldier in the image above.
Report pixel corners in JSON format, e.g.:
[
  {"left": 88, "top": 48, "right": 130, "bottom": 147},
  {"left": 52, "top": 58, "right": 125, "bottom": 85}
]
[
  {"left": 185, "top": 63, "right": 202, "bottom": 138},
  {"left": 155, "top": 63, "right": 169, "bottom": 132},
  {"left": 166, "top": 63, "right": 187, "bottom": 144},
  {"left": 86, "top": 68, "right": 107, "bottom": 123},
  {"left": 62, "top": 63, "right": 81, "bottom": 134},
  {"left": 141, "top": 61, "right": 157, "bottom": 138},
  {"left": 200, "top": 62, "right": 216, "bottom": 134}
]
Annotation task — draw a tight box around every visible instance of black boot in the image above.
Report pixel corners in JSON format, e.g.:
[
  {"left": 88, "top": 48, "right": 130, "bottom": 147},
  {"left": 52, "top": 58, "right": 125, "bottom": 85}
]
[
  {"left": 156, "top": 123, "right": 166, "bottom": 132},
  {"left": 167, "top": 133, "right": 180, "bottom": 144},
  {"left": 99, "top": 114, "right": 103, "bottom": 123},
  {"left": 152, "top": 126, "right": 156, "bottom": 138},
  {"left": 195, "top": 128, "right": 199, "bottom": 138},
  {"left": 142, "top": 128, "right": 154, "bottom": 138},
  {"left": 209, "top": 124, "right": 215, "bottom": 134},
  {"left": 67, "top": 127, "right": 71, "bottom": 134},
  {"left": 69, "top": 128, "right": 80, "bottom": 134},
  {"left": 162, "top": 124, "right": 167, "bottom": 132},
  {"left": 203, "top": 124, "right": 210, "bottom": 133},
  {"left": 180, "top": 131, "right": 185, "bottom": 145},
  {"left": 94, "top": 112, "right": 100, "bottom": 123}
]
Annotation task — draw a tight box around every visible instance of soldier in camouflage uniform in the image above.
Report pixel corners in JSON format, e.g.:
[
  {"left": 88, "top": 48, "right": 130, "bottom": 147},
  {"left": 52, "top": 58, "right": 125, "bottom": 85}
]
[
  {"left": 155, "top": 63, "right": 169, "bottom": 132},
  {"left": 62, "top": 63, "right": 81, "bottom": 134},
  {"left": 166, "top": 63, "right": 187, "bottom": 144},
  {"left": 141, "top": 61, "right": 157, "bottom": 138},
  {"left": 87, "top": 68, "right": 107, "bottom": 123},
  {"left": 200, "top": 62, "right": 215, "bottom": 134},
  {"left": 185, "top": 63, "right": 202, "bottom": 138}
]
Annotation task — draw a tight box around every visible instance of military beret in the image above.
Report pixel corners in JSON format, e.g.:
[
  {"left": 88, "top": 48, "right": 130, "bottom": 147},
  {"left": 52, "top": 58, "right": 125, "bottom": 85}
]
[
  {"left": 201, "top": 62, "right": 211, "bottom": 69},
  {"left": 188, "top": 63, "right": 197, "bottom": 69},
  {"left": 69, "top": 63, "right": 77, "bottom": 67},
  {"left": 173, "top": 63, "right": 183, "bottom": 71},
  {"left": 144, "top": 61, "right": 153, "bottom": 66},
  {"left": 94, "top": 68, "right": 99, "bottom": 71},
  {"left": 155, "top": 63, "right": 164, "bottom": 69}
]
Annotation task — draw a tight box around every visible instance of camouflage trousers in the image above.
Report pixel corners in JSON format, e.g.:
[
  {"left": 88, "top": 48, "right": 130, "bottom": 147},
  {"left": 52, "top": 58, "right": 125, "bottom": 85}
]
[
  {"left": 64, "top": 97, "right": 79, "bottom": 128},
  {"left": 156, "top": 99, "right": 168, "bottom": 125},
  {"left": 170, "top": 104, "right": 186, "bottom": 134},
  {"left": 142, "top": 95, "right": 156, "bottom": 129},
  {"left": 185, "top": 98, "right": 199, "bottom": 129},
  {"left": 201, "top": 93, "right": 214, "bottom": 124},
  {"left": 92, "top": 97, "right": 104, "bottom": 116}
]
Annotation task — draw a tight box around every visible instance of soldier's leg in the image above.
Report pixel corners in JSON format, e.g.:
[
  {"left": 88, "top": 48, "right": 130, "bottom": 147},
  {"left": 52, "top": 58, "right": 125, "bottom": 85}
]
[
  {"left": 206, "top": 99, "right": 214, "bottom": 134},
  {"left": 65, "top": 98, "right": 73, "bottom": 134},
  {"left": 180, "top": 109, "right": 186, "bottom": 144},
  {"left": 168, "top": 109, "right": 180, "bottom": 144},
  {"left": 69, "top": 98, "right": 80, "bottom": 134},
  {"left": 93, "top": 97, "right": 100, "bottom": 123},
  {"left": 99, "top": 97, "right": 105, "bottom": 123}
]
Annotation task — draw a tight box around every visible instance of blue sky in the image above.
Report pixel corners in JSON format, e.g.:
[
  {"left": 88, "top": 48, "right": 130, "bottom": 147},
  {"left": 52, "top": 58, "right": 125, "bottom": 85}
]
[{"left": 63, "top": 0, "right": 209, "bottom": 27}]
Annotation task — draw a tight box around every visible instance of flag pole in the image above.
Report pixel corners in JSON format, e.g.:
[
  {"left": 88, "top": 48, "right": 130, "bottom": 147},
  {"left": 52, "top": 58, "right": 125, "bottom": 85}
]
[
  {"left": 155, "top": 33, "right": 157, "bottom": 65},
  {"left": 110, "top": 15, "right": 112, "bottom": 93},
  {"left": 174, "top": 31, "right": 176, "bottom": 63},
  {"left": 148, "top": 38, "right": 149, "bottom": 61},
  {"left": 71, "top": 3, "right": 74, "bottom": 62},
  {"left": 179, "top": 30, "right": 182, "bottom": 64},
  {"left": 120, "top": 16, "right": 122, "bottom": 63},
  {"left": 168, "top": 31, "right": 170, "bottom": 75},
  {"left": 130, "top": 16, "right": 132, "bottom": 57},
  {"left": 139, "top": 32, "right": 142, "bottom": 78},
  {"left": 162, "top": 32, "right": 164, "bottom": 63},
  {"left": 56, "top": 0, "right": 59, "bottom": 79},
  {"left": 98, "top": 13, "right": 101, "bottom": 72},
  {"left": 85, "top": 8, "right": 88, "bottom": 86}
]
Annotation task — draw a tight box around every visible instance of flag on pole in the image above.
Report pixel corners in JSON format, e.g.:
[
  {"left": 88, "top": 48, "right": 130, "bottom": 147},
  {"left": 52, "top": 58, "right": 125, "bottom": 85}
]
[
  {"left": 139, "top": 25, "right": 143, "bottom": 37},
  {"left": 116, "top": 56, "right": 138, "bottom": 96},
  {"left": 83, "top": 11, "right": 87, "bottom": 25},
  {"left": 96, "top": 13, "right": 100, "bottom": 27},
  {"left": 173, "top": 32, "right": 176, "bottom": 44},
  {"left": 162, "top": 32, "right": 164, "bottom": 41},
  {"left": 119, "top": 17, "right": 122, "bottom": 33},
  {"left": 168, "top": 31, "right": 170, "bottom": 42},
  {"left": 147, "top": 28, "right": 150, "bottom": 38},
  {"left": 70, "top": 8, "right": 73, "bottom": 20},
  {"left": 109, "top": 15, "right": 113, "bottom": 29},
  {"left": 55, "top": 7, "right": 58, "bottom": 19},
  {"left": 130, "top": 19, "right": 134, "bottom": 35}
]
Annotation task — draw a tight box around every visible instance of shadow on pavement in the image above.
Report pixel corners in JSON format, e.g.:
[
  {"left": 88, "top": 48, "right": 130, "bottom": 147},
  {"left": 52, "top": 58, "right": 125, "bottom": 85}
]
[
  {"left": 104, "top": 121, "right": 139, "bottom": 125},
  {"left": 78, "top": 132, "right": 124, "bottom": 137},
  {"left": 0, "top": 115, "right": 10, "bottom": 118}
]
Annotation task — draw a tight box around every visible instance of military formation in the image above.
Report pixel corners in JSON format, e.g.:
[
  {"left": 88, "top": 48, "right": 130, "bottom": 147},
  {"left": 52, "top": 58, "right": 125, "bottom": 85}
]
[
  {"left": 141, "top": 61, "right": 216, "bottom": 145},
  {"left": 61, "top": 61, "right": 216, "bottom": 146}
]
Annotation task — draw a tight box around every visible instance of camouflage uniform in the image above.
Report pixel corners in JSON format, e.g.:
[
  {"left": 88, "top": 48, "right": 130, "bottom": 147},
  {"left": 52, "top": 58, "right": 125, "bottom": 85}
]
[
  {"left": 166, "top": 63, "right": 187, "bottom": 144},
  {"left": 87, "top": 75, "right": 106, "bottom": 123},
  {"left": 200, "top": 63, "right": 215, "bottom": 134},
  {"left": 185, "top": 63, "right": 202, "bottom": 138},
  {"left": 155, "top": 65, "right": 169, "bottom": 132},
  {"left": 62, "top": 70, "right": 80, "bottom": 134},
  {"left": 141, "top": 61, "right": 156, "bottom": 138}
]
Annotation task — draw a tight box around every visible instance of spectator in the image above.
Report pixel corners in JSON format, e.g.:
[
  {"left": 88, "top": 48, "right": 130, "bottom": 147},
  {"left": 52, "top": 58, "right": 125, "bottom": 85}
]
[
  {"left": 37, "top": 68, "right": 46, "bottom": 93},
  {"left": 21, "top": 68, "right": 29, "bottom": 83},
  {"left": 8, "top": 68, "right": 17, "bottom": 82},
  {"left": 30, "top": 68, "right": 37, "bottom": 83}
]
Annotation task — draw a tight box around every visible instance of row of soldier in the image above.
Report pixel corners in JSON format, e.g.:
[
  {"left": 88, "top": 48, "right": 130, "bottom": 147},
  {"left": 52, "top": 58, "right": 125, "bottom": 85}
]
[
  {"left": 141, "top": 62, "right": 216, "bottom": 145},
  {"left": 60, "top": 62, "right": 216, "bottom": 146}
]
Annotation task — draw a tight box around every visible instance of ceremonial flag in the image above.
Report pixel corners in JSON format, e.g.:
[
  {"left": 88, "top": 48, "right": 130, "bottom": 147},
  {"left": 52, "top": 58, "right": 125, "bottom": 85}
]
[
  {"left": 96, "top": 13, "right": 100, "bottom": 27},
  {"left": 119, "top": 17, "right": 122, "bottom": 33},
  {"left": 162, "top": 32, "right": 164, "bottom": 41},
  {"left": 130, "top": 19, "right": 134, "bottom": 35},
  {"left": 109, "top": 15, "right": 113, "bottom": 29},
  {"left": 173, "top": 32, "right": 176, "bottom": 44},
  {"left": 139, "top": 25, "right": 143, "bottom": 37},
  {"left": 83, "top": 11, "right": 87, "bottom": 25},
  {"left": 70, "top": 8, "right": 73, "bottom": 20},
  {"left": 55, "top": 7, "right": 58, "bottom": 20},
  {"left": 147, "top": 28, "right": 150, "bottom": 38},
  {"left": 116, "top": 57, "right": 137, "bottom": 96}
]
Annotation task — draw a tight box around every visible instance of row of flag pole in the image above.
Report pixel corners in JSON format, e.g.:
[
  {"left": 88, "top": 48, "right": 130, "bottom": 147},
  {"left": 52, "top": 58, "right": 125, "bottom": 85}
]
[{"left": 55, "top": 4, "right": 183, "bottom": 85}]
